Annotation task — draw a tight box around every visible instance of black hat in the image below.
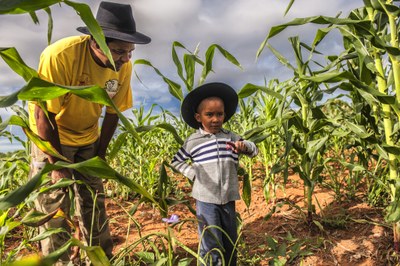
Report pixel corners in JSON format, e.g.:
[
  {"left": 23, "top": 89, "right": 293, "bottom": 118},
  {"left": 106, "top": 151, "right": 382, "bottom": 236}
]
[
  {"left": 181, "top": 82, "right": 238, "bottom": 129},
  {"left": 77, "top": 1, "right": 151, "bottom": 44}
]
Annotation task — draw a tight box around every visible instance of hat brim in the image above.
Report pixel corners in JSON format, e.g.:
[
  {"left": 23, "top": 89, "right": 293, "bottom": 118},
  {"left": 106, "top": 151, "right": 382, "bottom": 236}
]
[
  {"left": 77, "top": 26, "right": 151, "bottom": 44},
  {"left": 181, "top": 82, "right": 238, "bottom": 129}
]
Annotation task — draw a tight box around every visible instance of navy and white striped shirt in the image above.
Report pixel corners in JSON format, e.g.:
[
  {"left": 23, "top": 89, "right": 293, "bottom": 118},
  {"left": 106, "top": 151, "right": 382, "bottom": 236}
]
[{"left": 172, "top": 128, "right": 258, "bottom": 204}]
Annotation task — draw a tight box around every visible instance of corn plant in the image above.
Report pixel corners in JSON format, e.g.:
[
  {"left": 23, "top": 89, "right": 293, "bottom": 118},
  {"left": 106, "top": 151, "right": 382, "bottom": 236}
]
[
  {"left": 249, "top": 81, "right": 284, "bottom": 202},
  {"left": 250, "top": 34, "right": 343, "bottom": 224},
  {"left": 257, "top": 0, "right": 400, "bottom": 251}
]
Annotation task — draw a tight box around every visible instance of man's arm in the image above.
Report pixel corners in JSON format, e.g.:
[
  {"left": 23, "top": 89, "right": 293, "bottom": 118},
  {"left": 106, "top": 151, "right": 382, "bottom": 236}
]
[
  {"left": 34, "top": 105, "right": 71, "bottom": 181},
  {"left": 97, "top": 112, "right": 119, "bottom": 160}
]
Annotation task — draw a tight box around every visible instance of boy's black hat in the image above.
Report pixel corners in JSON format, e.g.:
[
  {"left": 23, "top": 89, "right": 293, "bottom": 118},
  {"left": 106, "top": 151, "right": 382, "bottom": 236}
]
[
  {"left": 77, "top": 1, "right": 151, "bottom": 44},
  {"left": 181, "top": 82, "right": 238, "bottom": 129}
]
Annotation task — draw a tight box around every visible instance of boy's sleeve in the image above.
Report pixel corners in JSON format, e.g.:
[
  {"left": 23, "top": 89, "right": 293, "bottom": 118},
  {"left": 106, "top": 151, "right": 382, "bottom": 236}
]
[
  {"left": 171, "top": 146, "right": 196, "bottom": 181},
  {"left": 242, "top": 140, "right": 258, "bottom": 158}
]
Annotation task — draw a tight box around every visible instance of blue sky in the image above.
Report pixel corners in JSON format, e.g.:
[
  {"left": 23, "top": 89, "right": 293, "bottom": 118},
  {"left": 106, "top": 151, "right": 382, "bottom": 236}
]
[{"left": 0, "top": 0, "right": 364, "bottom": 151}]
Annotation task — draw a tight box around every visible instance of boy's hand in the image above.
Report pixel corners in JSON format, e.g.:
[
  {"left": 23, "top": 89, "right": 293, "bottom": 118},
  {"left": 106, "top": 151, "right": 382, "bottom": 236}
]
[{"left": 227, "top": 141, "right": 249, "bottom": 154}]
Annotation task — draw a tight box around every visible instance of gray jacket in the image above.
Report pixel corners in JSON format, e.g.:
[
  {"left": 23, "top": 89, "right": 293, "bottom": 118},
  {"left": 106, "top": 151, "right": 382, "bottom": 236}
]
[{"left": 171, "top": 128, "right": 258, "bottom": 204}]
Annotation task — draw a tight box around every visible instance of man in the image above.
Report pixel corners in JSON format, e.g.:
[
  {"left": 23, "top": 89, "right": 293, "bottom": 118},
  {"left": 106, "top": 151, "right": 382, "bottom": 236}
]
[{"left": 28, "top": 1, "right": 150, "bottom": 264}]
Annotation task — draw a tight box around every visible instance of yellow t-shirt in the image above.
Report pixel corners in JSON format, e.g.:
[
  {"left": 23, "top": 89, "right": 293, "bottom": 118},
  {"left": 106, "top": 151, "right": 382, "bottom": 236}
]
[{"left": 29, "top": 35, "right": 132, "bottom": 146}]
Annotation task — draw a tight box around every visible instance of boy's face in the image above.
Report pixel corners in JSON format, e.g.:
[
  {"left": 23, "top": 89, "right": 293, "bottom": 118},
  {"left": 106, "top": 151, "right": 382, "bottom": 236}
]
[{"left": 195, "top": 97, "right": 225, "bottom": 134}]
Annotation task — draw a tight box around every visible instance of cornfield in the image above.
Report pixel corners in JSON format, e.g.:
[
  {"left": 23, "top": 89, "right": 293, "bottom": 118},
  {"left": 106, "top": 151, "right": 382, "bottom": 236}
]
[{"left": 1, "top": 0, "right": 400, "bottom": 265}]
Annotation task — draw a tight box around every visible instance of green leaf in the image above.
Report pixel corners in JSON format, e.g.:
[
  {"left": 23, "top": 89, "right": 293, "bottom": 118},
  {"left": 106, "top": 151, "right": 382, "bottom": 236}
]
[
  {"left": 238, "top": 83, "right": 283, "bottom": 100},
  {"left": 171, "top": 41, "right": 186, "bottom": 83},
  {"left": 44, "top": 7, "right": 53, "bottom": 45},
  {"left": 381, "top": 144, "right": 400, "bottom": 156},
  {"left": 257, "top": 16, "right": 369, "bottom": 58},
  {"left": 157, "top": 162, "right": 169, "bottom": 217},
  {"left": 134, "top": 59, "right": 183, "bottom": 101},
  {"left": 0, "top": 157, "right": 158, "bottom": 212},
  {"left": 284, "top": 0, "right": 295, "bottom": 16},
  {"left": 300, "top": 71, "right": 354, "bottom": 83},
  {"left": 57, "top": 157, "right": 158, "bottom": 206},
  {"left": 265, "top": 43, "right": 295, "bottom": 71},
  {"left": 386, "top": 201, "right": 400, "bottom": 223},
  {"left": 21, "top": 209, "right": 59, "bottom": 227},
  {"left": 177, "top": 258, "right": 194, "bottom": 266},
  {"left": 107, "top": 132, "right": 128, "bottom": 160},
  {"left": 135, "top": 251, "right": 155, "bottom": 263},
  {"left": 1, "top": 115, "right": 69, "bottom": 161},
  {"left": 0, "top": 165, "right": 49, "bottom": 210},
  {"left": 306, "top": 136, "right": 329, "bottom": 160},
  {"left": 18, "top": 77, "right": 113, "bottom": 105},
  {"left": 29, "top": 228, "right": 67, "bottom": 242},
  {"left": 42, "top": 239, "right": 74, "bottom": 265},
  {"left": 154, "top": 123, "right": 184, "bottom": 145},
  {"left": 0, "top": 47, "right": 38, "bottom": 82},
  {"left": 184, "top": 53, "right": 195, "bottom": 90},
  {"left": 345, "top": 121, "right": 373, "bottom": 139},
  {"left": 374, "top": 144, "right": 389, "bottom": 160},
  {"left": 242, "top": 172, "right": 251, "bottom": 209},
  {"left": 0, "top": 0, "right": 61, "bottom": 14},
  {"left": 0, "top": 221, "right": 21, "bottom": 238},
  {"left": 0, "top": 90, "right": 20, "bottom": 108},
  {"left": 4, "top": 76, "right": 142, "bottom": 146},
  {"left": 339, "top": 161, "right": 367, "bottom": 172},
  {"left": 76, "top": 241, "right": 111, "bottom": 266},
  {"left": 200, "top": 44, "right": 242, "bottom": 85}
]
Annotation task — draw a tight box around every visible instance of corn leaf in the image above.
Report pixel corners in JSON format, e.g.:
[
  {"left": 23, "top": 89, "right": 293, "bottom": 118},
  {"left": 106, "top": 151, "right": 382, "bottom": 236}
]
[
  {"left": 257, "top": 16, "right": 370, "bottom": 58},
  {"left": 2, "top": 76, "right": 142, "bottom": 145},
  {"left": 184, "top": 53, "right": 196, "bottom": 90},
  {"left": 70, "top": 238, "right": 111, "bottom": 266},
  {"left": 1, "top": 115, "right": 69, "bottom": 161},
  {"left": 306, "top": 136, "right": 329, "bottom": 161},
  {"left": 21, "top": 209, "right": 59, "bottom": 227},
  {"left": 0, "top": 165, "right": 48, "bottom": 210},
  {"left": 242, "top": 172, "right": 251, "bottom": 209},
  {"left": 0, "top": 157, "right": 157, "bottom": 211},
  {"left": 134, "top": 59, "right": 183, "bottom": 101},
  {"left": 200, "top": 44, "right": 242, "bottom": 85},
  {"left": 29, "top": 228, "right": 67, "bottom": 242},
  {"left": 238, "top": 83, "right": 283, "bottom": 100},
  {"left": 0, "top": 47, "right": 38, "bottom": 82},
  {"left": 0, "top": 0, "right": 61, "bottom": 14},
  {"left": 56, "top": 157, "right": 158, "bottom": 206},
  {"left": 345, "top": 121, "right": 373, "bottom": 139}
]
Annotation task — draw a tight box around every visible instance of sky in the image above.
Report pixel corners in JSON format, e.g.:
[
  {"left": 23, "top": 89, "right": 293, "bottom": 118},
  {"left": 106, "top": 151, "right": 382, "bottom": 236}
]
[{"left": 0, "top": 0, "right": 364, "bottom": 151}]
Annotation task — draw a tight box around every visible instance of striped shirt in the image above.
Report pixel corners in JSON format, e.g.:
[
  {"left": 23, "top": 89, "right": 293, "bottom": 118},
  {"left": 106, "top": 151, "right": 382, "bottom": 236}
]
[{"left": 171, "top": 128, "right": 258, "bottom": 204}]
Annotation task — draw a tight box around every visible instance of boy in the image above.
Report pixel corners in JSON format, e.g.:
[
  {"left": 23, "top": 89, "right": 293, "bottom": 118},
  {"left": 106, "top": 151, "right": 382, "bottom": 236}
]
[{"left": 172, "top": 82, "right": 258, "bottom": 266}]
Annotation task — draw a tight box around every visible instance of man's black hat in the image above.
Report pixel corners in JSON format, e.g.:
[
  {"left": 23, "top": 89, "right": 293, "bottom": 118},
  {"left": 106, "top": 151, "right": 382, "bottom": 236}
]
[{"left": 77, "top": 1, "right": 151, "bottom": 44}]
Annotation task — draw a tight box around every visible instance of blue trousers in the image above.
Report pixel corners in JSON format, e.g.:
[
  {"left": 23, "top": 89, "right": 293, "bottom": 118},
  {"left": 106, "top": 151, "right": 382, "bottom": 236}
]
[{"left": 196, "top": 200, "right": 237, "bottom": 266}]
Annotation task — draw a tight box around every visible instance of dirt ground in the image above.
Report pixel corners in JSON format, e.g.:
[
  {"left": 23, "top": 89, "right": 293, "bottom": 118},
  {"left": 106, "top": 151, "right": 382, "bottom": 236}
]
[{"left": 107, "top": 173, "right": 397, "bottom": 266}]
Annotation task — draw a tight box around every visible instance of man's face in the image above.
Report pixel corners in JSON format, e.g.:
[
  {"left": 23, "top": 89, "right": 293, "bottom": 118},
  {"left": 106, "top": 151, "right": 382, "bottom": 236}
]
[
  {"left": 94, "top": 40, "right": 135, "bottom": 71},
  {"left": 195, "top": 97, "right": 225, "bottom": 134}
]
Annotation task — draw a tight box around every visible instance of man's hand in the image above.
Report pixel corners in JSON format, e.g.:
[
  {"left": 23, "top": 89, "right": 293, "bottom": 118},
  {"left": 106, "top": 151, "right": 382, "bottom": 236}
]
[{"left": 51, "top": 168, "right": 72, "bottom": 184}]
